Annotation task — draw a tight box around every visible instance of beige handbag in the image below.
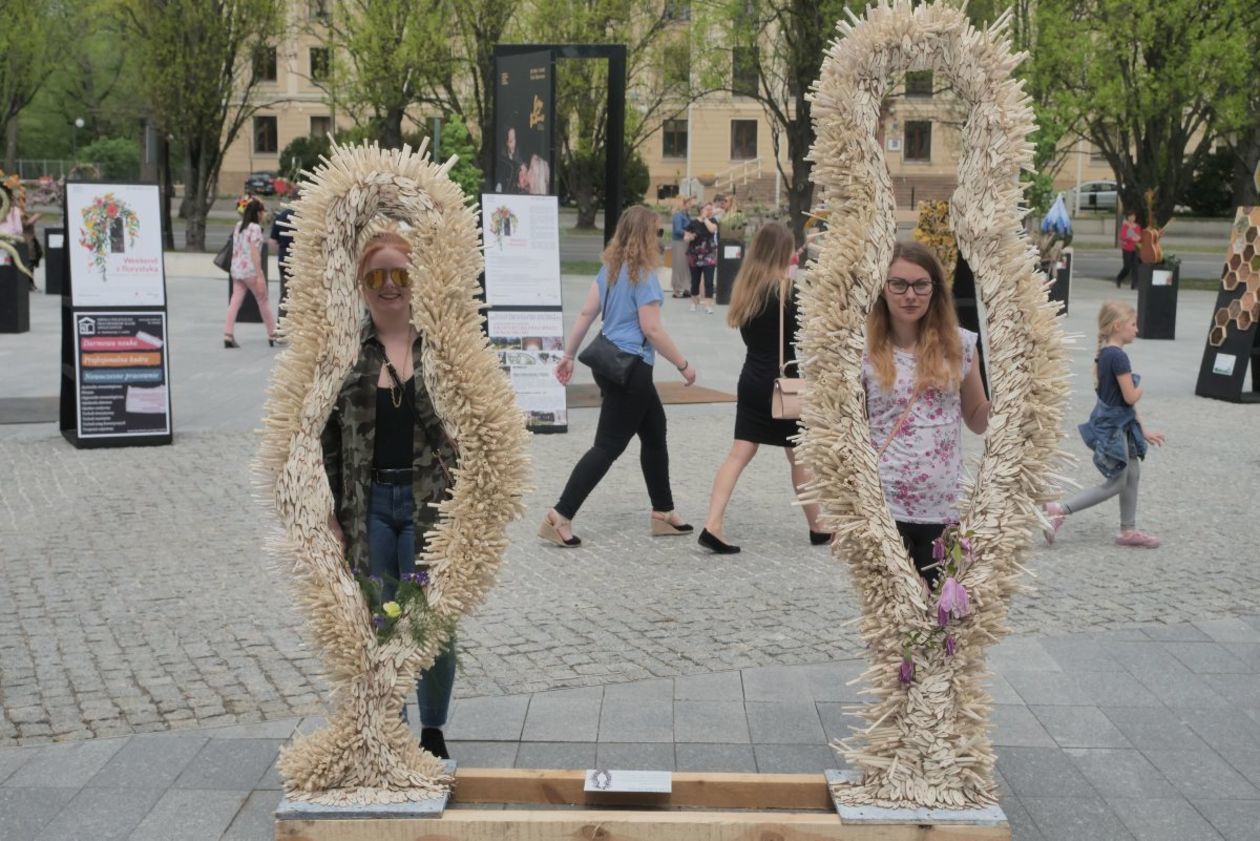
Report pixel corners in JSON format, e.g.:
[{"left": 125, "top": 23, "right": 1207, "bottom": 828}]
[{"left": 770, "top": 281, "right": 803, "bottom": 420}]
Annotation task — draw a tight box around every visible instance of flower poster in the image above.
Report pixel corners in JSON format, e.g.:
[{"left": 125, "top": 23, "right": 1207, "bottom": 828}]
[
  {"left": 67, "top": 182, "right": 165, "bottom": 307},
  {"left": 481, "top": 193, "right": 561, "bottom": 307},
  {"left": 72, "top": 311, "right": 171, "bottom": 440}
]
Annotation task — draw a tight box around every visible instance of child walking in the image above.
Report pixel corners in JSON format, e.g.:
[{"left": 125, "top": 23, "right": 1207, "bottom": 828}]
[{"left": 1045, "top": 301, "right": 1165, "bottom": 547}]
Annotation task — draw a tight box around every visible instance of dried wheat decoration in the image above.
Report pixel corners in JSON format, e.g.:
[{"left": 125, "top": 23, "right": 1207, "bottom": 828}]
[
  {"left": 798, "top": 0, "right": 1070, "bottom": 809},
  {"left": 255, "top": 141, "right": 530, "bottom": 804}
]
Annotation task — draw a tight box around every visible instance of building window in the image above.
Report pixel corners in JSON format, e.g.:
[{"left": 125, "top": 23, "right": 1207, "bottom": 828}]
[
  {"left": 904, "top": 121, "right": 931, "bottom": 161},
  {"left": 310, "top": 116, "right": 333, "bottom": 138},
  {"left": 732, "top": 47, "right": 759, "bottom": 97},
  {"left": 254, "top": 116, "right": 278, "bottom": 154},
  {"left": 253, "top": 47, "right": 277, "bottom": 82},
  {"left": 730, "top": 119, "right": 757, "bottom": 160},
  {"left": 310, "top": 48, "right": 331, "bottom": 82},
  {"left": 664, "top": 0, "right": 690, "bottom": 20},
  {"left": 906, "top": 70, "right": 933, "bottom": 97},
  {"left": 662, "top": 119, "right": 687, "bottom": 159}
]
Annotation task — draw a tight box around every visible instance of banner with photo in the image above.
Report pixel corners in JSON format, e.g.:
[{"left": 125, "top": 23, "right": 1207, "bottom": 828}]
[
  {"left": 72, "top": 310, "right": 171, "bottom": 439},
  {"left": 482, "top": 193, "right": 562, "bottom": 307},
  {"left": 493, "top": 50, "right": 553, "bottom": 196},
  {"left": 66, "top": 182, "right": 166, "bottom": 307},
  {"left": 487, "top": 309, "right": 567, "bottom": 432}
]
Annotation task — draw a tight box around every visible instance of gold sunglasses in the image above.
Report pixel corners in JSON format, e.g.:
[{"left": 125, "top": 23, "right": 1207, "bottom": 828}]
[{"left": 361, "top": 267, "right": 412, "bottom": 290}]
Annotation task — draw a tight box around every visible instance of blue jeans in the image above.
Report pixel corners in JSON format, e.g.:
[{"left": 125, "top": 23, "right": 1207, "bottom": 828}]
[{"left": 367, "top": 481, "right": 456, "bottom": 727}]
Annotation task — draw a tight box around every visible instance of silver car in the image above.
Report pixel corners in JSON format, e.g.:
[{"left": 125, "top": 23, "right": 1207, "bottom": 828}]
[{"left": 1069, "top": 180, "right": 1118, "bottom": 211}]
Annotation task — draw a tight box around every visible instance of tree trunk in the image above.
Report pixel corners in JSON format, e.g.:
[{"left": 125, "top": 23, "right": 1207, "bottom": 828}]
[
  {"left": 786, "top": 105, "right": 815, "bottom": 245},
  {"left": 381, "top": 106, "right": 405, "bottom": 150},
  {"left": 4, "top": 119, "right": 17, "bottom": 172},
  {"left": 1233, "top": 125, "right": 1260, "bottom": 208},
  {"left": 158, "top": 132, "right": 175, "bottom": 251},
  {"left": 184, "top": 147, "right": 208, "bottom": 251}
]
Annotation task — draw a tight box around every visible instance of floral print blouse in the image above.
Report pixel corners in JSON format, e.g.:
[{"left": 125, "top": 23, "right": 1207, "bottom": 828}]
[{"left": 863, "top": 327, "right": 978, "bottom": 524}]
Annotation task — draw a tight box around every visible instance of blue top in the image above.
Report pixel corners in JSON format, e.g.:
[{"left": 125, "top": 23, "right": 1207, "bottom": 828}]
[
  {"left": 1096, "top": 346, "right": 1132, "bottom": 407},
  {"left": 671, "top": 210, "right": 690, "bottom": 241},
  {"left": 595, "top": 264, "right": 663, "bottom": 365}
]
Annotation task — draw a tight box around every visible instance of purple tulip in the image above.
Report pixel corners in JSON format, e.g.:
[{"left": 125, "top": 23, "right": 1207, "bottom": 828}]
[
  {"left": 411, "top": 570, "right": 430, "bottom": 586},
  {"left": 958, "top": 536, "right": 973, "bottom": 559},
  {"left": 936, "top": 577, "right": 972, "bottom": 627},
  {"left": 931, "top": 536, "right": 946, "bottom": 564},
  {"left": 371, "top": 614, "right": 386, "bottom": 629},
  {"left": 898, "top": 658, "right": 915, "bottom": 685},
  {"left": 945, "top": 634, "right": 957, "bottom": 656}
]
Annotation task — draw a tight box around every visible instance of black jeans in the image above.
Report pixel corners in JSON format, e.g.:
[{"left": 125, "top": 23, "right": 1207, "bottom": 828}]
[
  {"left": 1115, "top": 249, "right": 1139, "bottom": 288},
  {"left": 896, "top": 521, "right": 947, "bottom": 588},
  {"left": 555, "top": 359, "right": 674, "bottom": 518}
]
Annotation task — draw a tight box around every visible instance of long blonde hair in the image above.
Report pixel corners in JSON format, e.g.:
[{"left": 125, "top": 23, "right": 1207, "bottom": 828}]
[
  {"left": 727, "top": 222, "right": 794, "bottom": 328},
  {"left": 1094, "top": 300, "right": 1136, "bottom": 386},
  {"left": 602, "top": 205, "right": 660, "bottom": 286},
  {"left": 866, "top": 241, "right": 963, "bottom": 391}
]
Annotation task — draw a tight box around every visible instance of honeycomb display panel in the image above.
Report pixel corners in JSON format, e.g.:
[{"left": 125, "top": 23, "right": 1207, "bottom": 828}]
[{"left": 1195, "top": 207, "right": 1260, "bottom": 402}]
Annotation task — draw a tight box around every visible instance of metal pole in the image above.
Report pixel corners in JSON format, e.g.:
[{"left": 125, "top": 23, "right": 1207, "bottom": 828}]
[
  {"left": 1073, "top": 139, "right": 1084, "bottom": 216},
  {"left": 604, "top": 45, "right": 627, "bottom": 246}
]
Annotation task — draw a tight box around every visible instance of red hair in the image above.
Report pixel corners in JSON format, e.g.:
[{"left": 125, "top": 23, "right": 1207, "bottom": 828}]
[{"left": 357, "top": 232, "right": 411, "bottom": 278}]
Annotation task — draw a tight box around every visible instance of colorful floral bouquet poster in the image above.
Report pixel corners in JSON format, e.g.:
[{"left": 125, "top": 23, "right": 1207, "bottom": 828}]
[
  {"left": 480, "top": 193, "right": 561, "bottom": 308},
  {"left": 488, "top": 205, "right": 519, "bottom": 249},
  {"left": 67, "top": 183, "right": 165, "bottom": 307}
]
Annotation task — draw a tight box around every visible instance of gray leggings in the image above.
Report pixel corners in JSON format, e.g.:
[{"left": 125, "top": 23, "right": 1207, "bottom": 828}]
[{"left": 1061, "top": 457, "right": 1141, "bottom": 530}]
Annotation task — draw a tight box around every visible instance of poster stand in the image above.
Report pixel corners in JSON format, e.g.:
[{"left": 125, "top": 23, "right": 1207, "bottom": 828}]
[
  {"left": 1195, "top": 206, "right": 1260, "bottom": 403},
  {"left": 59, "top": 181, "right": 173, "bottom": 448}
]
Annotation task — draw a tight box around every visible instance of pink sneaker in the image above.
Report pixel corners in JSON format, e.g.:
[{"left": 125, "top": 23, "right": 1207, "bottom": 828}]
[
  {"left": 1043, "top": 503, "right": 1066, "bottom": 545},
  {"left": 1115, "top": 530, "right": 1161, "bottom": 548}
]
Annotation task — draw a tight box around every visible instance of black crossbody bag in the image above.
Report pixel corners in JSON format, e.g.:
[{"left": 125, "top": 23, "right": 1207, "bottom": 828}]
[{"left": 577, "top": 280, "right": 645, "bottom": 386}]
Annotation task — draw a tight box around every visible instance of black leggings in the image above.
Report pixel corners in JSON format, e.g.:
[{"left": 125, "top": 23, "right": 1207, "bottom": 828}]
[
  {"left": 690, "top": 264, "right": 715, "bottom": 298},
  {"left": 897, "top": 521, "right": 947, "bottom": 588},
  {"left": 555, "top": 359, "right": 674, "bottom": 518}
]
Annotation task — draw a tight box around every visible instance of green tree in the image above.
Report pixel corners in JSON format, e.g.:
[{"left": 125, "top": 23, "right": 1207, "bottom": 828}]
[
  {"left": 437, "top": 118, "right": 482, "bottom": 198},
  {"left": 1029, "top": 0, "right": 1260, "bottom": 226},
  {"left": 115, "top": 0, "right": 283, "bottom": 250},
  {"left": 279, "top": 134, "right": 332, "bottom": 181},
  {"left": 78, "top": 136, "right": 141, "bottom": 180},
  {"left": 0, "top": 0, "right": 73, "bottom": 169}
]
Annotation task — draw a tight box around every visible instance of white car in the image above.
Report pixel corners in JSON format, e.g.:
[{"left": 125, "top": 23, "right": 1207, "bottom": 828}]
[{"left": 1068, "top": 180, "right": 1118, "bottom": 211}]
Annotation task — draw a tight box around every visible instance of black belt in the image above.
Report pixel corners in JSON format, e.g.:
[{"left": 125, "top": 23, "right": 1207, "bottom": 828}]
[{"left": 371, "top": 468, "right": 413, "bottom": 485}]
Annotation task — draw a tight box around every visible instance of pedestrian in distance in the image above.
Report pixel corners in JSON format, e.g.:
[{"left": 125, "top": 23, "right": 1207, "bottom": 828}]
[
  {"left": 224, "top": 197, "right": 278, "bottom": 348},
  {"left": 1044, "top": 300, "right": 1165, "bottom": 548},
  {"left": 321, "top": 229, "right": 461, "bottom": 760},
  {"left": 540, "top": 205, "right": 697, "bottom": 548},
  {"left": 684, "top": 202, "right": 719, "bottom": 314},
  {"left": 669, "top": 194, "right": 694, "bottom": 299},
  {"left": 1116, "top": 209, "right": 1142, "bottom": 289},
  {"left": 866, "top": 241, "right": 989, "bottom": 587},
  {"left": 698, "top": 222, "right": 828, "bottom": 554}
]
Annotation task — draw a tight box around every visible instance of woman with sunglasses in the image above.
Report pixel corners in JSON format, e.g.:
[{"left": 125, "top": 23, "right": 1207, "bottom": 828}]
[
  {"left": 320, "top": 230, "right": 460, "bottom": 761},
  {"left": 865, "top": 242, "right": 989, "bottom": 587}
]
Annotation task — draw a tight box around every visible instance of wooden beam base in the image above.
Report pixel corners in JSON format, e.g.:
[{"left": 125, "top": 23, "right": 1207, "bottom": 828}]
[{"left": 275, "top": 769, "right": 1011, "bottom": 841}]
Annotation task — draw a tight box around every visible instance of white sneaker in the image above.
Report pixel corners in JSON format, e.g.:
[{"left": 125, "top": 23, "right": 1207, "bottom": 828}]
[
  {"left": 689, "top": 303, "right": 697, "bottom": 312},
  {"left": 705, "top": 306, "right": 714, "bottom": 314}
]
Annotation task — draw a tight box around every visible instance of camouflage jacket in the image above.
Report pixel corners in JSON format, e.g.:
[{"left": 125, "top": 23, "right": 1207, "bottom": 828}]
[{"left": 321, "top": 321, "right": 458, "bottom": 576}]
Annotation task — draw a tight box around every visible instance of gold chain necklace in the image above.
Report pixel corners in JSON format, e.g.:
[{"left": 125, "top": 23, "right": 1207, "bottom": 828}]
[{"left": 383, "top": 358, "right": 407, "bottom": 409}]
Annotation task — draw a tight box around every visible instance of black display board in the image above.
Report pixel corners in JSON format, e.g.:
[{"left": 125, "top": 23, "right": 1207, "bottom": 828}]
[
  {"left": 44, "top": 227, "right": 68, "bottom": 295},
  {"left": 0, "top": 241, "right": 30, "bottom": 333},
  {"left": 715, "top": 239, "right": 744, "bottom": 305},
  {"left": 493, "top": 50, "right": 554, "bottom": 197},
  {"left": 1135, "top": 262, "right": 1179, "bottom": 340},
  {"left": 1195, "top": 206, "right": 1260, "bottom": 403}
]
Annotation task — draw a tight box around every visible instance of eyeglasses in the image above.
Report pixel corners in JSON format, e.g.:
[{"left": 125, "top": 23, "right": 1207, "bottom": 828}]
[
  {"left": 361, "top": 268, "right": 411, "bottom": 290},
  {"left": 886, "top": 277, "right": 934, "bottom": 296}
]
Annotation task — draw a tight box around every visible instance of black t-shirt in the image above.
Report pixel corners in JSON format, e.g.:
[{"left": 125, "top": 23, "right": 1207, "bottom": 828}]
[
  {"left": 1096, "top": 345, "right": 1132, "bottom": 407},
  {"left": 373, "top": 378, "right": 415, "bottom": 469}
]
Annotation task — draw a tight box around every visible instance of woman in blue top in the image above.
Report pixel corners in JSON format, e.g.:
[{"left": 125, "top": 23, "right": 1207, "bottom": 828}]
[
  {"left": 1044, "top": 301, "right": 1165, "bottom": 548},
  {"left": 669, "top": 195, "right": 694, "bottom": 298},
  {"left": 540, "top": 206, "right": 698, "bottom": 547}
]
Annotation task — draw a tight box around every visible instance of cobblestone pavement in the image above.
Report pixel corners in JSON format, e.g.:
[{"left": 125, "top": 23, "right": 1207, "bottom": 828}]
[{"left": 1, "top": 265, "right": 1256, "bottom": 746}]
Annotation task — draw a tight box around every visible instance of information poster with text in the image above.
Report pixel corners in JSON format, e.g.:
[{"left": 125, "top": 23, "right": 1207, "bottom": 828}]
[
  {"left": 487, "top": 309, "right": 567, "bottom": 430},
  {"left": 482, "top": 194, "right": 562, "bottom": 307},
  {"left": 67, "top": 182, "right": 166, "bottom": 307},
  {"left": 73, "top": 311, "right": 171, "bottom": 439}
]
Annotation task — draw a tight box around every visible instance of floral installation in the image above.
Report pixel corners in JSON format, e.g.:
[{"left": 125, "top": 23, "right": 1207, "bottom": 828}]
[
  {"left": 357, "top": 569, "right": 455, "bottom": 649},
  {"left": 78, "top": 193, "right": 140, "bottom": 277},
  {"left": 0, "top": 175, "right": 30, "bottom": 278},
  {"left": 488, "top": 205, "right": 518, "bottom": 249},
  {"left": 897, "top": 524, "right": 976, "bottom": 685}
]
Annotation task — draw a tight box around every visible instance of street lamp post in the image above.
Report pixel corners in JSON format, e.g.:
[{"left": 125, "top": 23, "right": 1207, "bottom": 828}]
[{"left": 72, "top": 117, "right": 85, "bottom": 162}]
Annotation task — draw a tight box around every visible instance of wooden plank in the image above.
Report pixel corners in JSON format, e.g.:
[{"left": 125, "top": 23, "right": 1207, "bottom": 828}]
[
  {"left": 451, "top": 768, "right": 834, "bottom": 810},
  {"left": 277, "top": 809, "right": 1011, "bottom": 841}
]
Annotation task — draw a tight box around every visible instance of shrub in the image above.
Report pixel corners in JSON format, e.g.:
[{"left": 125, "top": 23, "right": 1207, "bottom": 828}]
[{"left": 77, "top": 137, "right": 140, "bottom": 181}]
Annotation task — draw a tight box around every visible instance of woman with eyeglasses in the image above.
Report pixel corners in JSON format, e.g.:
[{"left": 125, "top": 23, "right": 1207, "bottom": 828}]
[
  {"left": 865, "top": 241, "right": 989, "bottom": 587},
  {"left": 320, "top": 230, "right": 460, "bottom": 761}
]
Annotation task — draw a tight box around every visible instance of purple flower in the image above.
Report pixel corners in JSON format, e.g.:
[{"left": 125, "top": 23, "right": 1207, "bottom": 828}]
[
  {"left": 958, "top": 536, "right": 973, "bottom": 559},
  {"left": 898, "top": 658, "right": 914, "bottom": 685},
  {"left": 945, "top": 634, "right": 957, "bottom": 656},
  {"left": 404, "top": 570, "right": 430, "bottom": 586},
  {"left": 371, "top": 614, "right": 386, "bottom": 629},
  {"left": 931, "top": 536, "right": 946, "bottom": 564},
  {"left": 936, "top": 577, "right": 972, "bottom": 627}
]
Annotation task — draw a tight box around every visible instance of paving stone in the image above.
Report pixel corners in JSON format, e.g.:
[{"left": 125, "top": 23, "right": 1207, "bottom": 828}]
[
  {"left": 0, "top": 747, "right": 34, "bottom": 784},
  {"left": 1137, "top": 623, "right": 1213, "bottom": 643},
  {"left": 1193, "top": 799, "right": 1260, "bottom": 841},
  {"left": 998, "top": 795, "right": 1046, "bottom": 841},
  {"left": 981, "top": 673, "right": 1023, "bottom": 706},
  {"left": 815, "top": 703, "right": 866, "bottom": 744},
  {"left": 35, "top": 785, "right": 163, "bottom": 841},
  {"left": 1003, "top": 670, "right": 1095, "bottom": 706},
  {"left": 597, "top": 695, "right": 673, "bottom": 743},
  {"left": 1162, "top": 642, "right": 1255, "bottom": 675},
  {"left": 1042, "top": 634, "right": 1125, "bottom": 672},
  {"left": 3, "top": 739, "right": 125, "bottom": 788},
  {"left": 673, "top": 671, "right": 743, "bottom": 701},
  {"left": 0, "top": 787, "right": 79, "bottom": 841},
  {"left": 1108, "top": 797, "right": 1223, "bottom": 841},
  {"left": 1031, "top": 706, "right": 1131, "bottom": 748},
  {"left": 1177, "top": 707, "right": 1260, "bottom": 754},
  {"left": 1129, "top": 667, "right": 1231, "bottom": 709},
  {"left": 798, "top": 661, "right": 868, "bottom": 702},
  {"left": 740, "top": 665, "right": 814, "bottom": 703},
  {"left": 446, "top": 741, "right": 519, "bottom": 769},
  {"left": 991, "top": 705, "right": 1058, "bottom": 748},
  {"left": 172, "top": 739, "right": 282, "bottom": 791},
  {"left": 1020, "top": 796, "right": 1136, "bottom": 841},
  {"left": 1064, "top": 749, "right": 1179, "bottom": 799},
  {"left": 1204, "top": 674, "right": 1260, "bottom": 708},
  {"left": 220, "top": 790, "right": 283, "bottom": 841},
  {"left": 595, "top": 742, "right": 675, "bottom": 771},
  {"left": 256, "top": 756, "right": 282, "bottom": 791},
  {"left": 445, "top": 695, "right": 530, "bottom": 742},
  {"left": 1100, "top": 707, "right": 1211, "bottom": 751},
  {"left": 673, "top": 701, "right": 749, "bottom": 744},
  {"left": 1141, "top": 750, "right": 1260, "bottom": 800},
  {"left": 1216, "top": 748, "right": 1260, "bottom": 788},
  {"left": 203, "top": 718, "right": 300, "bottom": 740},
  {"left": 127, "top": 789, "right": 247, "bottom": 841},
  {"left": 603, "top": 678, "right": 673, "bottom": 703},
  {"left": 85, "top": 733, "right": 208, "bottom": 789},
  {"left": 1193, "top": 618, "right": 1260, "bottom": 645},
  {"left": 520, "top": 687, "right": 602, "bottom": 743},
  {"left": 752, "top": 744, "right": 838, "bottom": 774},
  {"left": 988, "top": 638, "right": 1063, "bottom": 674},
  {"left": 996, "top": 747, "right": 1097, "bottom": 799},
  {"left": 744, "top": 702, "right": 825, "bottom": 744},
  {"left": 514, "top": 742, "right": 597, "bottom": 770},
  {"left": 673, "top": 743, "right": 757, "bottom": 773},
  {"left": 1073, "top": 672, "right": 1163, "bottom": 707}
]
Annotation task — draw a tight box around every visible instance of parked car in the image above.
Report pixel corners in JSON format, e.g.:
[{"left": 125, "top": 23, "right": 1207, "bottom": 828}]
[
  {"left": 244, "top": 171, "right": 278, "bottom": 195},
  {"left": 1068, "top": 180, "right": 1118, "bottom": 211}
]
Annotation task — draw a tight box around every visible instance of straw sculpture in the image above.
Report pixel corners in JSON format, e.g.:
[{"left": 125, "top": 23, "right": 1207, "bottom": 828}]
[
  {"left": 798, "top": 0, "right": 1070, "bottom": 809},
  {"left": 255, "top": 141, "right": 530, "bottom": 804}
]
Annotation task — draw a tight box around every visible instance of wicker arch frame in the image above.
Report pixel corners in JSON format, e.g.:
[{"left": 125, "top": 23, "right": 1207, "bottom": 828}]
[
  {"left": 256, "top": 142, "right": 530, "bottom": 805},
  {"left": 799, "top": 1, "right": 1069, "bottom": 808}
]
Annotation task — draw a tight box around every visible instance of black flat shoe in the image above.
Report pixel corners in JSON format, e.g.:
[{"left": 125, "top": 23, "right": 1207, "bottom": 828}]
[
  {"left": 699, "top": 528, "right": 740, "bottom": 554},
  {"left": 224, "top": 334, "right": 239, "bottom": 349},
  {"left": 420, "top": 727, "right": 449, "bottom": 760},
  {"left": 810, "top": 530, "right": 833, "bottom": 546}
]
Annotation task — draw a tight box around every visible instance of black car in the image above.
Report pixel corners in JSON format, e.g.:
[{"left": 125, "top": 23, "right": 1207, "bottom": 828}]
[{"left": 244, "top": 171, "right": 277, "bottom": 195}]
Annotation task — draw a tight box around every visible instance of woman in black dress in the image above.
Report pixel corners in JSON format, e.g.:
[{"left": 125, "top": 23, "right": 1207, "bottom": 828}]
[{"left": 699, "top": 222, "right": 828, "bottom": 554}]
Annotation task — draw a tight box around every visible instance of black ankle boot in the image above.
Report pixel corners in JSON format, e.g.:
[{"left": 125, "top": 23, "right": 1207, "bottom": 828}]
[{"left": 420, "top": 727, "right": 449, "bottom": 759}]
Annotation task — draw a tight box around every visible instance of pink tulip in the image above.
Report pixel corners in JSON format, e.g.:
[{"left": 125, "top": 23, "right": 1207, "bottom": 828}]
[
  {"left": 931, "top": 536, "right": 946, "bottom": 564},
  {"left": 936, "top": 577, "right": 972, "bottom": 627}
]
